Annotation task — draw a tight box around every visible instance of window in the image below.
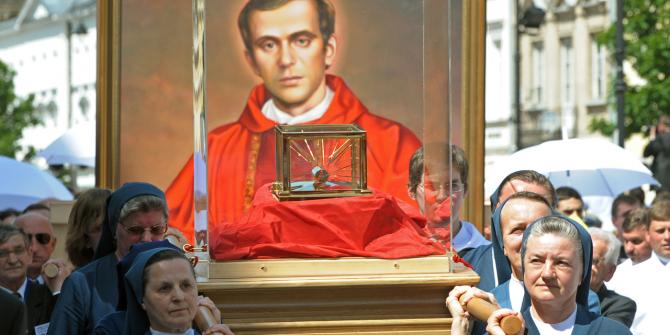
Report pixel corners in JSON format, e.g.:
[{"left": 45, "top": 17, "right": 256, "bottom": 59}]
[
  {"left": 531, "top": 42, "right": 544, "bottom": 106},
  {"left": 591, "top": 36, "right": 606, "bottom": 101},
  {"left": 560, "top": 38, "right": 573, "bottom": 105}
]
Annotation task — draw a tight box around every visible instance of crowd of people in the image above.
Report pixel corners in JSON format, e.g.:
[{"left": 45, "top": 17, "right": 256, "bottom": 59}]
[
  {"left": 0, "top": 183, "right": 234, "bottom": 335},
  {"left": 2, "top": 142, "right": 667, "bottom": 334}
]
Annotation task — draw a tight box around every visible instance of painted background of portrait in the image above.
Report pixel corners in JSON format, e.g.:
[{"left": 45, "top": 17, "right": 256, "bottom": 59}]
[{"left": 119, "top": 0, "right": 453, "bottom": 188}]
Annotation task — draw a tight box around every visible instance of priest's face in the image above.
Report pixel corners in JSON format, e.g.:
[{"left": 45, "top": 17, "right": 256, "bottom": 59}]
[
  {"left": 647, "top": 219, "right": 670, "bottom": 259},
  {"left": 622, "top": 226, "right": 651, "bottom": 264},
  {"left": 413, "top": 170, "right": 465, "bottom": 225},
  {"left": 501, "top": 198, "right": 552, "bottom": 279},
  {"left": 244, "top": 0, "right": 336, "bottom": 115}
]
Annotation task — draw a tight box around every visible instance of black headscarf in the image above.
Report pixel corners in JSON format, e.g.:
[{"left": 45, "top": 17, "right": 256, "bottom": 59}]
[{"left": 93, "top": 182, "right": 166, "bottom": 260}]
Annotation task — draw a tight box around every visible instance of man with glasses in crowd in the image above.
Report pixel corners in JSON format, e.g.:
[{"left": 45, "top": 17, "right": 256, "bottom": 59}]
[
  {"left": 13, "top": 212, "right": 63, "bottom": 283},
  {"left": 408, "top": 145, "right": 489, "bottom": 252},
  {"left": 48, "top": 182, "right": 169, "bottom": 335},
  {"left": 0, "top": 224, "right": 66, "bottom": 335}
]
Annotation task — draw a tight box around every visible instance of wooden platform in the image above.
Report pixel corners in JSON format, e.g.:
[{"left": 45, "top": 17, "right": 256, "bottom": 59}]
[{"left": 199, "top": 255, "right": 479, "bottom": 334}]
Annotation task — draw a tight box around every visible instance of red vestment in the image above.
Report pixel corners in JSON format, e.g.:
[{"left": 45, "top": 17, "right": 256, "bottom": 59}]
[{"left": 166, "top": 75, "right": 421, "bottom": 241}]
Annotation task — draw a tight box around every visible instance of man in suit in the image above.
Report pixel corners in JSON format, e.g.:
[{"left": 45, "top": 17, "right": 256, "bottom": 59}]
[
  {"left": 0, "top": 289, "right": 27, "bottom": 335},
  {"left": 14, "top": 213, "right": 58, "bottom": 283},
  {"left": 588, "top": 227, "right": 636, "bottom": 328},
  {"left": 0, "top": 224, "right": 65, "bottom": 335}
]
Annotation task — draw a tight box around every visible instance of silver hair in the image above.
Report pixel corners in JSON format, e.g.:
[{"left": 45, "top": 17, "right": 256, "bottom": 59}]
[
  {"left": 118, "top": 195, "right": 167, "bottom": 225},
  {"left": 588, "top": 227, "right": 621, "bottom": 266},
  {"left": 525, "top": 216, "right": 583, "bottom": 262}
]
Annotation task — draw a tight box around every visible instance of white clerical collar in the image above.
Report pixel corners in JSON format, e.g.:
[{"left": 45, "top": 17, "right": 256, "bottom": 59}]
[
  {"left": 654, "top": 252, "right": 670, "bottom": 266},
  {"left": 509, "top": 274, "right": 524, "bottom": 312},
  {"left": 1, "top": 277, "right": 27, "bottom": 301},
  {"left": 149, "top": 328, "right": 194, "bottom": 335},
  {"left": 261, "top": 87, "right": 334, "bottom": 125}
]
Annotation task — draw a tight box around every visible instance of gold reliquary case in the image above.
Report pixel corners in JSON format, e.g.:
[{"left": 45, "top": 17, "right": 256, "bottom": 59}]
[{"left": 272, "top": 124, "right": 372, "bottom": 200}]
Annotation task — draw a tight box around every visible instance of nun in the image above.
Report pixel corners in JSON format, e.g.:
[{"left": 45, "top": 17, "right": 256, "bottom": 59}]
[
  {"left": 122, "top": 247, "right": 233, "bottom": 335},
  {"left": 94, "top": 240, "right": 182, "bottom": 334},
  {"left": 449, "top": 215, "right": 632, "bottom": 334},
  {"left": 48, "top": 182, "right": 169, "bottom": 334}
]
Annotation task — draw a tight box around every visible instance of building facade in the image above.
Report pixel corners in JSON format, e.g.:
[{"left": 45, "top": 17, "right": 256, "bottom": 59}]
[{"left": 518, "top": 0, "right": 611, "bottom": 147}]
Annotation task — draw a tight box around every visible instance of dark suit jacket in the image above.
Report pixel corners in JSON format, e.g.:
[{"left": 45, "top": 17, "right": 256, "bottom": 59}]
[
  {"left": 0, "top": 289, "right": 27, "bottom": 335},
  {"left": 47, "top": 253, "right": 118, "bottom": 335},
  {"left": 25, "top": 280, "right": 58, "bottom": 335},
  {"left": 597, "top": 284, "right": 637, "bottom": 328}
]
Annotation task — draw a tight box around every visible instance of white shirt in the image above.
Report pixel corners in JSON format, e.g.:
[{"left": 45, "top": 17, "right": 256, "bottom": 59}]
[
  {"left": 261, "top": 87, "right": 334, "bottom": 125},
  {"left": 530, "top": 305, "right": 577, "bottom": 335},
  {"left": 149, "top": 328, "right": 194, "bottom": 335},
  {"left": 452, "top": 221, "right": 490, "bottom": 252},
  {"left": 0, "top": 277, "right": 27, "bottom": 302},
  {"left": 508, "top": 275, "right": 525, "bottom": 312},
  {"left": 607, "top": 252, "right": 670, "bottom": 335}
]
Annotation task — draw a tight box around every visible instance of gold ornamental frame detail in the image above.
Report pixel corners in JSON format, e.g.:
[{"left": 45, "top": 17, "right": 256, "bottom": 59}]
[{"left": 273, "top": 124, "right": 372, "bottom": 201}]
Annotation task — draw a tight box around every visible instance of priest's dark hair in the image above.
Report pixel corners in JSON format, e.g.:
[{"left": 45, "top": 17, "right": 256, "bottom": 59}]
[{"left": 238, "top": 0, "right": 335, "bottom": 53}]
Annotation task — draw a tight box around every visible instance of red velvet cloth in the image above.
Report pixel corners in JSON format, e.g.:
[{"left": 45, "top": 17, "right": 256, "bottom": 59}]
[{"left": 211, "top": 184, "right": 447, "bottom": 260}]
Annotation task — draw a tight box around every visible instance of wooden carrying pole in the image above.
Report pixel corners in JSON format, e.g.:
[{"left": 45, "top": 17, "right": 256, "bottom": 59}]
[
  {"left": 460, "top": 296, "right": 522, "bottom": 334},
  {"left": 194, "top": 306, "right": 218, "bottom": 332}
]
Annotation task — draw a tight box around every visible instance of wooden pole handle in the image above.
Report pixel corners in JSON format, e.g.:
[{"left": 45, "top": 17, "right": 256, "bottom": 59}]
[
  {"left": 459, "top": 296, "right": 522, "bottom": 335},
  {"left": 194, "top": 305, "right": 218, "bottom": 332}
]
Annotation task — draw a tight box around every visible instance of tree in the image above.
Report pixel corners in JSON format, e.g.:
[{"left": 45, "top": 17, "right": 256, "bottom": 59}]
[
  {"left": 0, "top": 59, "right": 41, "bottom": 159},
  {"left": 590, "top": 0, "right": 670, "bottom": 137}
]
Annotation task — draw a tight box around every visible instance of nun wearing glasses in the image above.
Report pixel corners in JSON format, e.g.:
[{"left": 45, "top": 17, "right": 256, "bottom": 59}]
[{"left": 49, "top": 182, "right": 169, "bottom": 335}]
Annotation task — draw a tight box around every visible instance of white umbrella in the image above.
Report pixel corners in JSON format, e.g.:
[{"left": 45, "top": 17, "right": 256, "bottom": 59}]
[
  {"left": 0, "top": 156, "right": 73, "bottom": 211},
  {"left": 38, "top": 123, "right": 95, "bottom": 167},
  {"left": 485, "top": 138, "right": 659, "bottom": 197}
]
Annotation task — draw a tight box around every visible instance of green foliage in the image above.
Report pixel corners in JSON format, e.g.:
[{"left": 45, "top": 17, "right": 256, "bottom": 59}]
[
  {"left": 0, "top": 59, "right": 41, "bottom": 159},
  {"left": 588, "top": 116, "right": 616, "bottom": 136},
  {"left": 594, "top": 0, "right": 670, "bottom": 137}
]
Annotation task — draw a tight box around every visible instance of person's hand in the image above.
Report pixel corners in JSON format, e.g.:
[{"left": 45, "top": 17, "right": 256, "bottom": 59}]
[
  {"left": 446, "top": 286, "right": 474, "bottom": 335},
  {"left": 198, "top": 296, "right": 222, "bottom": 323},
  {"left": 165, "top": 227, "right": 188, "bottom": 248},
  {"left": 202, "top": 324, "right": 234, "bottom": 335},
  {"left": 42, "top": 258, "right": 71, "bottom": 294},
  {"left": 650, "top": 124, "right": 657, "bottom": 140},
  {"left": 456, "top": 285, "right": 500, "bottom": 310},
  {"left": 486, "top": 308, "right": 524, "bottom": 335}
]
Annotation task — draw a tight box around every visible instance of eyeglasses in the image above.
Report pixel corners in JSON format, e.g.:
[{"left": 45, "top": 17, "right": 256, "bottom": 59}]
[
  {"left": 418, "top": 181, "right": 465, "bottom": 195},
  {"left": 26, "top": 233, "right": 52, "bottom": 245},
  {"left": 120, "top": 223, "right": 168, "bottom": 236},
  {"left": 0, "top": 246, "right": 27, "bottom": 259}
]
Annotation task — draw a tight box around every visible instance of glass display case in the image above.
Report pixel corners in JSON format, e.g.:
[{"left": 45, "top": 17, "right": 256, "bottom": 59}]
[{"left": 273, "top": 124, "right": 370, "bottom": 200}]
